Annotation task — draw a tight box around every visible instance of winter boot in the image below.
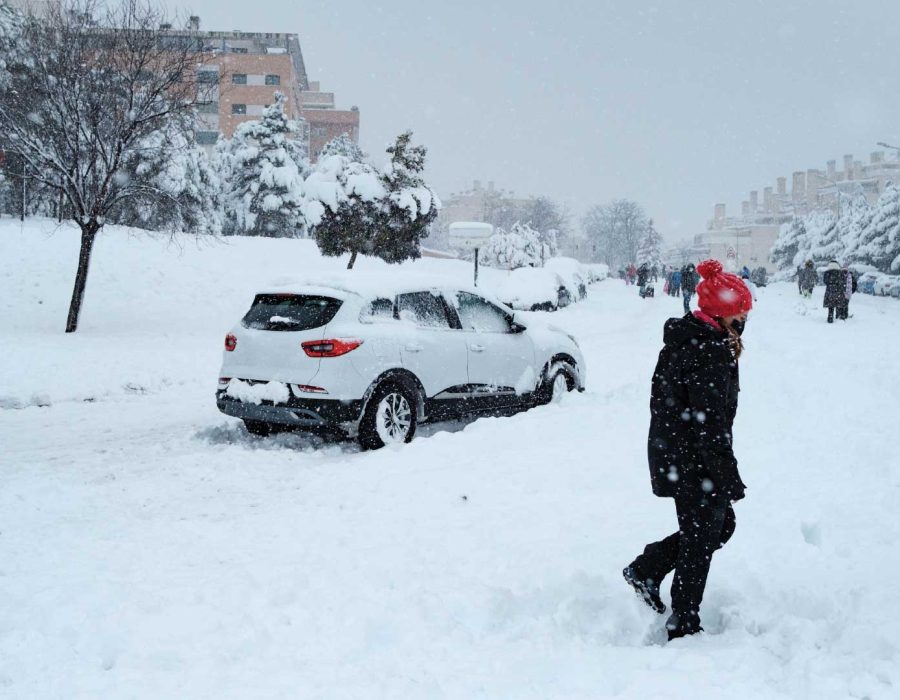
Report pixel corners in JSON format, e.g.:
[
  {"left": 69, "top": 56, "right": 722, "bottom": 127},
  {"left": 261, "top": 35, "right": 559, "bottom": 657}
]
[
  {"left": 622, "top": 566, "right": 666, "bottom": 614},
  {"left": 827, "top": 308, "right": 834, "bottom": 323},
  {"left": 665, "top": 611, "right": 703, "bottom": 641}
]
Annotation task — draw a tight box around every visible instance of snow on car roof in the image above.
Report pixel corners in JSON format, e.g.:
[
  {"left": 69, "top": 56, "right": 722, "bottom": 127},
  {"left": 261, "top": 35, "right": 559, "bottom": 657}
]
[{"left": 256, "top": 270, "right": 489, "bottom": 302}]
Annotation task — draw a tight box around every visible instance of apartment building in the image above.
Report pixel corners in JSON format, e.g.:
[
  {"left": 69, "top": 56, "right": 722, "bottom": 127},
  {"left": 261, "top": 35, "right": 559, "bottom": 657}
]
[
  {"left": 164, "top": 18, "right": 360, "bottom": 159},
  {"left": 692, "top": 150, "right": 900, "bottom": 272}
]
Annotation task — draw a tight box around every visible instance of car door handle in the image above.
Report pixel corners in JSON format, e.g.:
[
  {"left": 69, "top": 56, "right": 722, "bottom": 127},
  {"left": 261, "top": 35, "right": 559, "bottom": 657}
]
[
  {"left": 469, "top": 344, "right": 486, "bottom": 353},
  {"left": 404, "top": 343, "right": 423, "bottom": 352}
]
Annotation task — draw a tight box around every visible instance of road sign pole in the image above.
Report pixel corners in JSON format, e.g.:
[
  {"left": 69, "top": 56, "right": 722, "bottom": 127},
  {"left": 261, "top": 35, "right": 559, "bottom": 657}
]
[{"left": 474, "top": 248, "right": 479, "bottom": 286}]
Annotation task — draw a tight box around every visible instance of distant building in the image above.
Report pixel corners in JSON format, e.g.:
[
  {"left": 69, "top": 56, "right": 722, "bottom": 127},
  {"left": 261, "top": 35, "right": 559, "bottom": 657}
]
[
  {"left": 437, "top": 180, "right": 529, "bottom": 224},
  {"left": 695, "top": 150, "right": 900, "bottom": 272},
  {"left": 161, "top": 19, "right": 359, "bottom": 159}
]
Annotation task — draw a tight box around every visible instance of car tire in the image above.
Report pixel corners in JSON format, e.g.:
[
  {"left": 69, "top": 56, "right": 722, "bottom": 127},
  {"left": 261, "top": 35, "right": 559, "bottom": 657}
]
[
  {"left": 536, "top": 363, "right": 575, "bottom": 405},
  {"left": 358, "top": 382, "right": 418, "bottom": 450},
  {"left": 244, "top": 419, "right": 273, "bottom": 437}
]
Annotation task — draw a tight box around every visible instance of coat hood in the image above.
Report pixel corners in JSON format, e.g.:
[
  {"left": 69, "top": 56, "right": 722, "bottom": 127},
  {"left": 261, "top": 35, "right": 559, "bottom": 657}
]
[{"left": 662, "top": 313, "right": 724, "bottom": 348}]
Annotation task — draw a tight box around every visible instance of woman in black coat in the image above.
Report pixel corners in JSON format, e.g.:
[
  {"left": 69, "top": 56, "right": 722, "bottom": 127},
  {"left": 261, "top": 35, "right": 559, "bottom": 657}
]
[
  {"left": 623, "top": 259, "right": 753, "bottom": 641},
  {"left": 822, "top": 260, "right": 844, "bottom": 323}
]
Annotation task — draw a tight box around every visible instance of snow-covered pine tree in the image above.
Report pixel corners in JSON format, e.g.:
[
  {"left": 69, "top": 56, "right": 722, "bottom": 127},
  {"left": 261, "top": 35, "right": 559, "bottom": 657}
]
[
  {"left": 841, "top": 192, "right": 874, "bottom": 266},
  {"left": 218, "top": 92, "right": 308, "bottom": 237},
  {"left": 112, "top": 123, "right": 223, "bottom": 235},
  {"left": 372, "top": 131, "right": 440, "bottom": 264},
  {"left": 636, "top": 219, "right": 663, "bottom": 268},
  {"left": 804, "top": 209, "right": 840, "bottom": 265},
  {"left": 770, "top": 217, "right": 808, "bottom": 271},
  {"left": 481, "top": 222, "right": 543, "bottom": 269},
  {"left": 305, "top": 152, "right": 385, "bottom": 269},
  {"left": 319, "top": 133, "right": 366, "bottom": 162},
  {"left": 853, "top": 182, "right": 900, "bottom": 272},
  {"left": 0, "top": 1, "right": 23, "bottom": 89}
]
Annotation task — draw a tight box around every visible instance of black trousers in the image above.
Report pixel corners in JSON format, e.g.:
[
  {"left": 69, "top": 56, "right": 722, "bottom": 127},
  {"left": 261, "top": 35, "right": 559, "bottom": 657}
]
[{"left": 631, "top": 494, "right": 736, "bottom": 618}]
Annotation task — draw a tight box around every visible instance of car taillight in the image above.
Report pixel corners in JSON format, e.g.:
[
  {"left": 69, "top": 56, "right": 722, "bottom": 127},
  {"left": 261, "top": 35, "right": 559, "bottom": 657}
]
[
  {"left": 225, "top": 334, "right": 237, "bottom": 351},
  {"left": 218, "top": 377, "right": 231, "bottom": 389},
  {"left": 291, "top": 384, "right": 328, "bottom": 395},
  {"left": 301, "top": 338, "right": 363, "bottom": 358}
]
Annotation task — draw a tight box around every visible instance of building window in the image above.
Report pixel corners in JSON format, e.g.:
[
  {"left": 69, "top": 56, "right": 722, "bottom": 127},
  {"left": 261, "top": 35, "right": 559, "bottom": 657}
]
[
  {"left": 231, "top": 103, "right": 247, "bottom": 115},
  {"left": 265, "top": 74, "right": 281, "bottom": 86},
  {"left": 230, "top": 47, "right": 248, "bottom": 54},
  {"left": 232, "top": 73, "right": 247, "bottom": 85},
  {"left": 197, "top": 102, "right": 219, "bottom": 114},
  {"left": 197, "top": 70, "right": 219, "bottom": 84},
  {"left": 313, "top": 126, "right": 328, "bottom": 137},
  {"left": 195, "top": 131, "right": 219, "bottom": 145}
]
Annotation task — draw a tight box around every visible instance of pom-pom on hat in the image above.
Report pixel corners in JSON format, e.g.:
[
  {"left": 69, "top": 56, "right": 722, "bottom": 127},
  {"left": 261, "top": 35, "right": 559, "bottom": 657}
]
[{"left": 696, "top": 259, "right": 753, "bottom": 318}]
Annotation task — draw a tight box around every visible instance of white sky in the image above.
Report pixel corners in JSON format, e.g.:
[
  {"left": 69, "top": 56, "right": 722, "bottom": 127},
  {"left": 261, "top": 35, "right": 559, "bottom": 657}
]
[{"left": 182, "top": 0, "right": 900, "bottom": 241}]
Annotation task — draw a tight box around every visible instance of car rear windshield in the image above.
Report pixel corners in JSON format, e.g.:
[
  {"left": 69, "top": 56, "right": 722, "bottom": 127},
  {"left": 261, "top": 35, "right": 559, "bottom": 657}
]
[{"left": 242, "top": 294, "right": 342, "bottom": 332}]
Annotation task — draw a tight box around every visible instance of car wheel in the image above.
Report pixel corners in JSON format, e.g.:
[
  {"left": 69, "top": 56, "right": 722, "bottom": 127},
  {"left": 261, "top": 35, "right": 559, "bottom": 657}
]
[
  {"left": 537, "top": 363, "right": 575, "bottom": 405},
  {"left": 358, "top": 382, "right": 418, "bottom": 450},
  {"left": 244, "top": 419, "right": 273, "bottom": 437}
]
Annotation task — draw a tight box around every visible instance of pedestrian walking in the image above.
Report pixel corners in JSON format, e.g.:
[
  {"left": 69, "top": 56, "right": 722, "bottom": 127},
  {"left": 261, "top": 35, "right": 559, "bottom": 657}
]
[
  {"left": 837, "top": 266, "right": 856, "bottom": 320},
  {"left": 623, "top": 259, "right": 752, "bottom": 641},
  {"left": 681, "top": 263, "right": 698, "bottom": 313},
  {"left": 798, "top": 261, "right": 817, "bottom": 298},
  {"left": 740, "top": 271, "right": 758, "bottom": 302},
  {"left": 823, "top": 260, "right": 844, "bottom": 323},
  {"left": 637, "top": 263, "right": 650, "bottom": 297},
  {"left": 671, "top": 268, "right": 682, "bottom": 297}
]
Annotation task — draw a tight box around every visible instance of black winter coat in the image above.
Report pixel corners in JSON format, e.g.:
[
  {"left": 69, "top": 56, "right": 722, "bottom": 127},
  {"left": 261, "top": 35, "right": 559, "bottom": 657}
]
[
  {"left": 681, "top": 269, "right": 698, "bottom": 294},
  {"left": 647, "top": 314, "right": 746, "bottom": 501},
  {"left": 637, "top": 267, "right": 649, "bottom": 286},
  {"left": 799, "top": 267, "right": 817, "bottom": 291},
  {"left": 823, "top": 269, "right": 844, "bottom": 307}
]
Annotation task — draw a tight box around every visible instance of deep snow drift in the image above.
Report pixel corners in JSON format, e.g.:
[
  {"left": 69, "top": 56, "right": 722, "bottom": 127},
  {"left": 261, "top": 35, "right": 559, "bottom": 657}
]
[{"left": 2, "top": 221, "right": 899, "bottom": 699}]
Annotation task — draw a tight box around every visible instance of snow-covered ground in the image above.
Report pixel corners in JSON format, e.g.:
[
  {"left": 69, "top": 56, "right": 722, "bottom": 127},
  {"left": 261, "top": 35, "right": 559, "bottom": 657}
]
[{"left": 2, "top": 221, "right": 900, "bottom": 699}]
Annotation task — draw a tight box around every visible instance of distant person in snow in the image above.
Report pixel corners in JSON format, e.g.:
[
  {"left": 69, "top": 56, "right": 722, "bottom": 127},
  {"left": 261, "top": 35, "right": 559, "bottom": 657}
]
[
  {"left": 681, "top": 263, "right": 698, "bottom": 313},
  {"left": 836, "top": 266, "right": 856, "bottom": 320},
  {"left": 637, "top": 264, "right": 650, "bottom": 296},
  {"left": 623, "top": 259, "right": 752, "bottom": 642},
  {"left": 799, "top": 261, "right": 817, "bottom": 298},
  {"left": 651, "top": 264, "right": 659, "bottom": 282},
  {"left": 823, "top": 260, "right": 845, "bottom": 323},
  {"left": 670, "top": 268, "right": 682, "bottom": 297},
  {"left": 740, "top": 271, "right": 758, "bottom": 302}
]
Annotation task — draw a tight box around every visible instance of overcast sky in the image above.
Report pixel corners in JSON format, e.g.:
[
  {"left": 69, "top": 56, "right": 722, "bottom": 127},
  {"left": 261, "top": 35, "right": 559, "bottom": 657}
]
[{"left": 184, "top": 0, "right": 900, "bottom": 241}]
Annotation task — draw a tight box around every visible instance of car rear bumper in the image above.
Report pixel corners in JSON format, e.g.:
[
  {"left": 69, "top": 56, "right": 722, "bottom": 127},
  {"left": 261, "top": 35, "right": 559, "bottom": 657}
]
[{"left": 216, "top": 392, "right": 363, "bottom": 430}]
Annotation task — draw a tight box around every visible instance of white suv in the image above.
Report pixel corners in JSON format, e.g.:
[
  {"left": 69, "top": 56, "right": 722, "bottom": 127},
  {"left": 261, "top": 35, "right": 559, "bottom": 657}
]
[{"left": 216, "top": 282, "right": 585, "bottom": 449}]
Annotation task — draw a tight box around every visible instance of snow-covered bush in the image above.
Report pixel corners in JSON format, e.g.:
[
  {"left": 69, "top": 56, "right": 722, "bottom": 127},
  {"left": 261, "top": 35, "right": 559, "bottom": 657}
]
[{"left": 481, "top": 222, "right": 543, "bottom": 269}]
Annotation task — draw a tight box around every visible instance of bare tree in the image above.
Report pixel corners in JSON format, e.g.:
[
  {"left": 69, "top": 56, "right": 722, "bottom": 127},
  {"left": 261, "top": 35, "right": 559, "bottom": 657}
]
[
  {"left": 0, "top": 0, "right": 206, "bottom": 332},
  {"left": 581, "top": 199, "right": 648, "bottom": 267}
]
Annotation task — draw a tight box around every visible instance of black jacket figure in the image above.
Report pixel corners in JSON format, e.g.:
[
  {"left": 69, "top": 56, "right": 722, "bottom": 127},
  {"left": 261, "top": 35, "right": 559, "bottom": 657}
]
[
  {"left": 681, "top": 266, "right": 698, "bottom": 295},
  {"left": 799, "top": 264, "right": 817, "bottom": 293},
  {"left": 823, "top": 264, "right": 844, "bottom": 322},
  {"left": 637, "top": 265, "right": 649, "bottom": 288},
  {"left": 624, "top": 258, "right": 754, "bottom": 642},
  {"left": 647, "top": 314, "right": 744, "bottom": 501}
]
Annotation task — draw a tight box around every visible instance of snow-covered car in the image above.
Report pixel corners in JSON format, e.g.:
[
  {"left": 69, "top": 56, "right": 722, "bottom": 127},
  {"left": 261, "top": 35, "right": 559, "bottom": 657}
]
[
  {"left": 494, "top": 267, "right": 572, "bottom": 312},
  {"left": 857, "top": 272, "right": 879, "bottom": 295},
  {"left": 545, "top": 257, "right": 589, "bottom": 300},
  {"left": 874, "top": 274, "right": 898, "bottom": 296},
  {"left": 584, "top": 263, "right": 610, "bottom": 283},
  {"left": 216, "top": 283, "right": 586, "bottom": 448}
]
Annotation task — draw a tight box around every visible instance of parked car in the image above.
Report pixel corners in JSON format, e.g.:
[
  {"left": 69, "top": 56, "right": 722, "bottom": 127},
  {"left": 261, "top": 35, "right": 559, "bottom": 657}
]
[
  {"left": 495, "top": 267, "right": 572, "bottom": 312},
  {"left": 874, "top": 274, "right": 899, "bottom": 297},
  {"left": 858, "top": 272, "right": 879, "bottom": 295},
  {"left": 584, "top": 263, "right": 609, "bottom": 283},
  {"left": 546, "top": 257, "right": 589, "bottom": 300},
  {"left": 217, "top": 283, "right": 586, "bottom": 449}
]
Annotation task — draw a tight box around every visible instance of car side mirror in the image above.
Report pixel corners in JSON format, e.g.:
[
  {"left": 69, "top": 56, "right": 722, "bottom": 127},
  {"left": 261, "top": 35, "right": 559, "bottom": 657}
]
[{"left": 509, "top": 316, "right": 527, "bottom": 334}]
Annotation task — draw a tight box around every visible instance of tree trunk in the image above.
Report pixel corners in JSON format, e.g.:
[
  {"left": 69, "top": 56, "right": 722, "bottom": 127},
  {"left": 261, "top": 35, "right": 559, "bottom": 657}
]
[
  {"left": 347, "top": 249, "right": 358, "bottom": 270},
  {"left": 65, "top": 222, "right": 100, "bottom": 333}
]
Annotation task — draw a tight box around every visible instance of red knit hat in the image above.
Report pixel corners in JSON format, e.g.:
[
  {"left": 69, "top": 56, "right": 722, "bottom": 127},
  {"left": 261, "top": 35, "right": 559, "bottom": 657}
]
[{"left": 696, "top": 259, "right": 753, "bottom": 317}]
